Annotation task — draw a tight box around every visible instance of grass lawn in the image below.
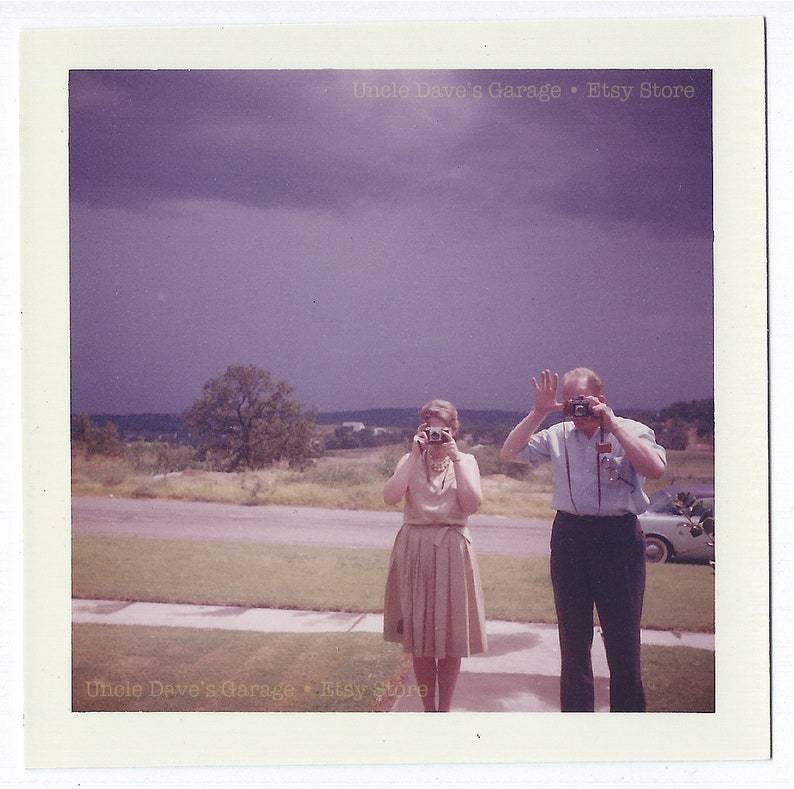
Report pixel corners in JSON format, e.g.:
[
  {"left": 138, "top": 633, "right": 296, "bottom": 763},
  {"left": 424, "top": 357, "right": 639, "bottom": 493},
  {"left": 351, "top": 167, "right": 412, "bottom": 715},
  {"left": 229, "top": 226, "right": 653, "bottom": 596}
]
[
  {"left": 72, "top": 624, "right": 409, "bottom": 712},
  {"left": 72, "top": 534, "right": 715, "bottom": 714},
  {"left": 643, "top": 645, "right": 714, "bottom": 713},
  {"left": 71, "top": 625, "right": 714, "bottom": 713},
  {"left": 72, "top": 535, "right": 392, "bottom": 614},
  {"left": 73, "top": 535, "right": 714, "bottom": 632}
]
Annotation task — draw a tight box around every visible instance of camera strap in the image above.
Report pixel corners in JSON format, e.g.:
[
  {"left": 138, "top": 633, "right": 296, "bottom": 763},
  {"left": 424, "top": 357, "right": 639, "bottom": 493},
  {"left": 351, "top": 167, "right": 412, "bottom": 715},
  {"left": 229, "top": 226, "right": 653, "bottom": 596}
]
[{"left": 564, "top": 416, "right": 610, "bottom": 516}]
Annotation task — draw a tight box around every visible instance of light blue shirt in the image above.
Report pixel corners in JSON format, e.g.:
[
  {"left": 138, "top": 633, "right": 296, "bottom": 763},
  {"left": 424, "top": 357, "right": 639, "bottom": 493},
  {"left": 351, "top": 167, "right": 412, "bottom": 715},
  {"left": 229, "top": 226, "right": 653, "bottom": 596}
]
[{"left": 515, "top": 417, "right": 666, "bottom": 516}]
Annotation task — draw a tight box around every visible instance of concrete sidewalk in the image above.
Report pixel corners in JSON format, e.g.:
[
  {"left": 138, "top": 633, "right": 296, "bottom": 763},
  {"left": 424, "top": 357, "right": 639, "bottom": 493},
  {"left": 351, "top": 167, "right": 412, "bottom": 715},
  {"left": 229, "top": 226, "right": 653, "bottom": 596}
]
[{"left": 72, "top": 599, "right": 715, "bottom": 713}]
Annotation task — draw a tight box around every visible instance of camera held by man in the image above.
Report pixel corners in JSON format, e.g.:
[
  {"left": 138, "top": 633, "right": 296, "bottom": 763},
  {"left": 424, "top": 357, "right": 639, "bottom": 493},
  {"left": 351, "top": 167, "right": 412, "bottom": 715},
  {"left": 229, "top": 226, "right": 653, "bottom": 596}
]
[{"left": 562, "top": 396, "right": 592, "bottom": 419}]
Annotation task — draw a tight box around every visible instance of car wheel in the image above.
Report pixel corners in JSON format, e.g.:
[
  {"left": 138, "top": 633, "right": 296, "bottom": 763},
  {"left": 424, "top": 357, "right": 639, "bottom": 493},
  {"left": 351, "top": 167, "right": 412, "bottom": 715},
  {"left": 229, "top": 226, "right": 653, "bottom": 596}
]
[{"left": 644, "top": 535, "right": 671, "bottom": 564}]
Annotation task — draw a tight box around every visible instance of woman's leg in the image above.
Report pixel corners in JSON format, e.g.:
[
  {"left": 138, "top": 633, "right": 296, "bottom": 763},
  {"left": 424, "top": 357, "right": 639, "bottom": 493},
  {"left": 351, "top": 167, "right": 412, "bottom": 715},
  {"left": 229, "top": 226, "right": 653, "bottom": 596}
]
[
  {"left": 436, "top": 657, "right": 461, "bottom": 712},
  {"left": 412, "top": 657, "right": 437, "bottom": 712}
]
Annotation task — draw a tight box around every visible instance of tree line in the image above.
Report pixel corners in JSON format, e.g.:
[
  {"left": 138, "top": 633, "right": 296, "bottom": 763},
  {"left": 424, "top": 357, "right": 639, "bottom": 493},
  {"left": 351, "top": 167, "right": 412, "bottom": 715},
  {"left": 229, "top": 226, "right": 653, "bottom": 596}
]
[{"left": 72, "top": 364, "right": 714, "bottom": 471}]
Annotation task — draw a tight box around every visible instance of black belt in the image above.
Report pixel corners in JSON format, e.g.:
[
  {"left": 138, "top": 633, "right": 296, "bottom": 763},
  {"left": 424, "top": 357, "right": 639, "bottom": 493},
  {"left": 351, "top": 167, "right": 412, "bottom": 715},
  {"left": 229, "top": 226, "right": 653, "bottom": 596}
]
[{"left": 556, "top": 511, "right": 636, "bottom": 526}]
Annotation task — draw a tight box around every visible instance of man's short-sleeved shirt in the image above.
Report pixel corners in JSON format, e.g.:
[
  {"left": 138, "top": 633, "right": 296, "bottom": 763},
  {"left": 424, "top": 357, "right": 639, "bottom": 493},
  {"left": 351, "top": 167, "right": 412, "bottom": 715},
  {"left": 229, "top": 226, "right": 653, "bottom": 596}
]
[{"left": 515, "top": 417, "right": 666, "bottom": 516}]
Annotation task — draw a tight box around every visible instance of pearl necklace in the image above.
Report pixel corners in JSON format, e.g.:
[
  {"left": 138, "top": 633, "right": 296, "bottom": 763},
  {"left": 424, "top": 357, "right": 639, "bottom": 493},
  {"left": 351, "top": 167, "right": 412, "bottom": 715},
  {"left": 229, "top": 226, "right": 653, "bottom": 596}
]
[{"left": 428, "top": 455, "right": 450, "bottom": 474}]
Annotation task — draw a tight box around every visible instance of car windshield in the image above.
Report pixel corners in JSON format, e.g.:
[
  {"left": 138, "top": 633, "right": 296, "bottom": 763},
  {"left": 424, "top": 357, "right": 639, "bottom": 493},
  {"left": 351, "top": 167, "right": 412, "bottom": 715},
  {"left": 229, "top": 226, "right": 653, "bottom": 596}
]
[{"left": 647, "top": 490, "right": 714, "bottom": 516}]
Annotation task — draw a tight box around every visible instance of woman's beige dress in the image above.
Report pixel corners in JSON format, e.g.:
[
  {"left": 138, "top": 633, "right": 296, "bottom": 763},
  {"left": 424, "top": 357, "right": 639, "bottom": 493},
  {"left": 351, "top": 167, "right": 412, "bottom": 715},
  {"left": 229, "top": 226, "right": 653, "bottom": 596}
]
[{"left": 383, "top": 453, "right": 487, "bottom": 658}]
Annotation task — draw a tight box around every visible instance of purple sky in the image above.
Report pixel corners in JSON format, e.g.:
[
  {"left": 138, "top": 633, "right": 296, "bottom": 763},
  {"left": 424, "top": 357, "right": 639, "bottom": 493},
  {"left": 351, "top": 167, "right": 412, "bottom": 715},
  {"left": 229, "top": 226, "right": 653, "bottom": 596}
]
[{"left": 69, "top": 69, "right": 713, "bottom": 415}]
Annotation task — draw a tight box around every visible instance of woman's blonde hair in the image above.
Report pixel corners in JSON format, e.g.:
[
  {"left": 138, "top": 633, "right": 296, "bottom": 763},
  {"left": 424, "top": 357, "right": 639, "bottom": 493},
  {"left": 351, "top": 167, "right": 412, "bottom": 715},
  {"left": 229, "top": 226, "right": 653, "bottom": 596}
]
[{"left": 419, "top": 399, "right": 460, "bottom": 434}]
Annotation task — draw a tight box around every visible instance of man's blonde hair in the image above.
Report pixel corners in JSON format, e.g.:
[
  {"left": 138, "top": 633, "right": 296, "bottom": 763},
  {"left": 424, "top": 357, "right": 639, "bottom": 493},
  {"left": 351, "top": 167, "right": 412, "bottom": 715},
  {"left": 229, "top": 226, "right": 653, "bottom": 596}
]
[{"left": 562, "top": 367, "right": 605, "bottom": 397}]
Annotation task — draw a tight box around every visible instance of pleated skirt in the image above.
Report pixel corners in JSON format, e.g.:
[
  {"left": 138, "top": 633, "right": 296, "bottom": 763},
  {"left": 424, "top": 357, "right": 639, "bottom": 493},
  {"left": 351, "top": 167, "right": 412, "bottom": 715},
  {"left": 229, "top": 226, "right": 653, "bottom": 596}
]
[{"left": 383, "top": 523, "right": 487, "bottom": 659}]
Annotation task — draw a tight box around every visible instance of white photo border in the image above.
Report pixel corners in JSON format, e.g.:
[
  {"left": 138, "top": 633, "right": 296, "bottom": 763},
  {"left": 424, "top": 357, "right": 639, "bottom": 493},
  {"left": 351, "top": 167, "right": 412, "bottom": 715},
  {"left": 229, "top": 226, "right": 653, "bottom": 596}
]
[{"left": 20, "top": 18, "right": 768, "bottom": 768}]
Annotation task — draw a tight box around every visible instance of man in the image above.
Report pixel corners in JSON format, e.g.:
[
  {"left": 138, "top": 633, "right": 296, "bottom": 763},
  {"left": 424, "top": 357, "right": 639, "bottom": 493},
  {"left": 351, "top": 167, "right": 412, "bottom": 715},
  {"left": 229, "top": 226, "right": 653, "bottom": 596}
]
[{"left": 501, "top": 368, "right": 666, "bottom": 712}]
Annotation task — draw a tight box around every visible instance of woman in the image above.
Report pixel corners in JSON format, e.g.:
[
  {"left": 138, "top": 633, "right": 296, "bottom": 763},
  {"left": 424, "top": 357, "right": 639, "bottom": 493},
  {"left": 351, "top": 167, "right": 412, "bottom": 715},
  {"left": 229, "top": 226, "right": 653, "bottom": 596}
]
[{"left": 382, "top": 399, "right": 487, "bottom": 712}]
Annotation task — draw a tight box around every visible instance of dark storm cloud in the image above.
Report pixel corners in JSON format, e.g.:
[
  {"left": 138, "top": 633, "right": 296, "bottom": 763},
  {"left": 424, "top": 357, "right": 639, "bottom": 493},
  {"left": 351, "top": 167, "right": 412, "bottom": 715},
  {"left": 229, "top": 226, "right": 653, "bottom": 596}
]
[
  {"left": 69, "top": 69, "right": 712, "bottom": 237},
  {"left": 456, "top": 69, "right": 713, "bottom": 238},
  {"left": 542, "top": 103, "right": 713, "bottom": 237},
  {"left": 68, "top": 68, "right": 714, "bottom": 414},
  {"left": 70, "top": 70, "right": 402, "bottom": 211}
]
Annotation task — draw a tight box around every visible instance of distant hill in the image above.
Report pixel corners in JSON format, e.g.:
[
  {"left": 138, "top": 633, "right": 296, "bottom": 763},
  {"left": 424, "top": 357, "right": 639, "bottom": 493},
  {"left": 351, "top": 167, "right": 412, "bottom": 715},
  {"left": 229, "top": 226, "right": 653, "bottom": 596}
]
[
  {"left": 79, "top": 406, "right": 663, "bottom": 443},
  {"left": 79, "top": 409, "right": 534, "bottom": 441},
  {"left": 316, "top": 407, "right": 662, "bottom": 436},
  {"left": 77, "top": 413, "right": 191, "bottom": 443},
  {"left": 315, "top": 408, "right": 531, "bottom": 429}
]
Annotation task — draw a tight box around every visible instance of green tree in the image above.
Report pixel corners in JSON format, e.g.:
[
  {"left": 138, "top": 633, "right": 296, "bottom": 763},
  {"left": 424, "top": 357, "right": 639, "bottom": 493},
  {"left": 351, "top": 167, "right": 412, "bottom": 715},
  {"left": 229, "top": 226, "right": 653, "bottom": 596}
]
[
  {"left": 72, "top": 412, "right": 123, "bottom": 456},
  {"left": 658, "top": 416, "right": 690, "bottom": 451},
  {"left": 183, "top": 364, "right": 316, "bottom": 470},
  {"left": 659, "top": 398, "right": 714, "bottom": 443}
]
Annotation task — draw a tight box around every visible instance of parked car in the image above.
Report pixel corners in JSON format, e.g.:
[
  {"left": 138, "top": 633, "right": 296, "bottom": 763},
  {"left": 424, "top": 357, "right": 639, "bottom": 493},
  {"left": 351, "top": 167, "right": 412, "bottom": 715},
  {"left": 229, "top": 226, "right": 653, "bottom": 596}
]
[{"left": 639, "top": 485, "right": 714, "bottom": 564}]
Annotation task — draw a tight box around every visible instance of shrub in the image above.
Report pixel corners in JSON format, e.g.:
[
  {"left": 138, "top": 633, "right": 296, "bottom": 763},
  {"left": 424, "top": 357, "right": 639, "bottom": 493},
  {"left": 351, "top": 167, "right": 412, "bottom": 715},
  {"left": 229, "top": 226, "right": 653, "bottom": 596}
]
[
  {"left": 469, "top": 445, "right": 531, "bottom": 480},
  {"left": 125, "top": 441, "right": 201, "bottom": 474},
  {"left": 131, "top": 483, "right": 157, "bottom": 499},
  {"left": 287, "top": 463, "right": 382, "bottom": 488},
  {"left": 72, "top": 413, "right": 124, "bottom": 456}
]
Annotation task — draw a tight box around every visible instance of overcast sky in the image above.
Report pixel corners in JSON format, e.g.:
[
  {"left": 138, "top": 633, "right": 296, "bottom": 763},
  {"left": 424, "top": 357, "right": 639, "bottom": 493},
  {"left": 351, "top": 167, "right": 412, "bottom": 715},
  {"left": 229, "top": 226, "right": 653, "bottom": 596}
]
[{"left": 69, "top": 69, "right": 713, "bottom": 415}]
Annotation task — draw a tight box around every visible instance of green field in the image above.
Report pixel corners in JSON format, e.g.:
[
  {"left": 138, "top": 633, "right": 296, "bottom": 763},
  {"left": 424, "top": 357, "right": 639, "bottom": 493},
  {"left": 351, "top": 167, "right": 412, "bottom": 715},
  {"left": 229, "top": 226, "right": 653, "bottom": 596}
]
[
  {"left": 72, "top": 623, "right": 712, "bottom": 713},
  {"left": 73, "top": 535, "right": 714, "bottom": 632},
  {"left": 72, "top": 533, "right": 714, "bottom": 713},
  {"left": 72, "top": 445, "right": 714, "bottom": 520},
  {"left": 73, "top": 625, "right": 408, "bottom": 713}
]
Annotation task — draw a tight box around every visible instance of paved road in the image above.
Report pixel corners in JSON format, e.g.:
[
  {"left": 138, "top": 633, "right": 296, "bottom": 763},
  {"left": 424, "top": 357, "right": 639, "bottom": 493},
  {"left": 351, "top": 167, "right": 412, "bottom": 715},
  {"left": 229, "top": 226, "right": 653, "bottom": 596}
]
[{"left": 71, "top": 496, "right": 553, "bottom": 557}]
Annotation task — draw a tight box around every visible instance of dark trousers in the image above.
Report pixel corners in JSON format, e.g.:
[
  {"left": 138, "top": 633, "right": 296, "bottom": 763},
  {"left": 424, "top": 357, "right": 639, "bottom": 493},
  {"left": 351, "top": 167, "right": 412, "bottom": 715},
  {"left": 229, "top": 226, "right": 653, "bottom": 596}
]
[{"left": 550, "top": 511, "right": 647, "bottom": 712}]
